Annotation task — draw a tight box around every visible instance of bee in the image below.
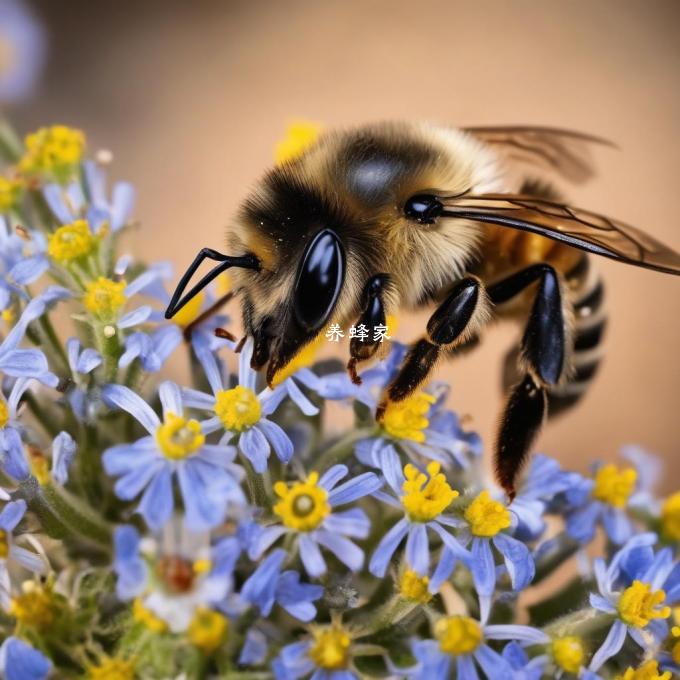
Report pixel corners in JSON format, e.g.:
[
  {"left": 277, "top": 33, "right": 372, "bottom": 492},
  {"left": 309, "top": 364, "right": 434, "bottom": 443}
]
[{"left": 165, "top": 122, "right": 680, "bottom": 499}]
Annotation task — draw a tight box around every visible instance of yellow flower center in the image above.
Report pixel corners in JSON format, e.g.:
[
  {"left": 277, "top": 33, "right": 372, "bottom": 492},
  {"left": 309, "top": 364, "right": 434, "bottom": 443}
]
[
  {"left": 382, "top": 391, "right": 435, "bottom": 443},
  {"left": 551, "top": 636, "right": 585, "bottom": 674},
  {"left": 28, "top": 447, "right": 50, "bottom": 486},
  {"left": 0, "top": 397, "right": 9, "bottom": 429},
  {"left": 661, "top": 491, "right": 680, "bottom": 542},
  {"left": 83, "top": 277, "right": 127, "bottom": 321},
  {"left": 465, "top": 490, "right": 512, "bottom": 537},
  {"left": 616, "top": 660, "right": 671, "bottom": 680},
  {"left": 401, "top": 461, "right": 458, "bottom": 522},
  {"left": 47, "top": 220, "right": 96, "bottom": 264},
  {"left": 672, "top": 623, "right": 680, "bottom": 665},
  {"left": 187, "top": 607, "right": 229, "bottom": 654},
  {"left": 214, "top": 386, "right": 261, "bottom": 432},
  {"left": 592, "top": 464, "right": 637, "bottom": 508},
  {"left": 10, "top": 583, "right": 56, "bottom": 630},
  {"left": 2, "top": 307, "right": 15, "bottom": 325},
  {"left": 0, "top": 529, "right": 8, "bottom": 559},
  {"left": 275, "top": 120, "right": 322, "bottom": 165},
  {"left": 0, "top": 176, "right": 22, "bottom": 213},
  {"left": 618, "top": 580, "right": 670, "bottom": 628},
  {"left": 273, "top": 472, "right": 330, "bottom": 531},
  {"left": 308, "top": 626, "right": 351, "bottom": 670},
  {"left": 435, "top": 616, "right": 483, "bottom": 656},
  {"left": 88, "top": 657, "right": 136, "bottom": 680},
  {"left": 20, "top": 125, "right": 85, "bottom": 182},
  {"left": 399, "top": 569, "right": 432, "bottom": 603},
  {"left": 132, "top": 598, "right": 168, "bottom": 633},
  {"left": 271, "top": 334, "right": 324, "bottom": 386},
  {"left": 156, "top": 412, "right": 205, "bottom": 460}
]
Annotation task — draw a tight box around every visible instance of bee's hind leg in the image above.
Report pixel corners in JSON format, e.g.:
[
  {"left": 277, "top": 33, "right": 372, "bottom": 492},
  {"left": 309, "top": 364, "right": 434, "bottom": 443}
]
[
  {"left": 488, "top": 263, "right": 571, "bottom": 500},
  {"left": 346, "top": 274, "right": 391, "bottom": 384},
  {"left": 376, "top": 276, "right": 489, "bottom": 420}
]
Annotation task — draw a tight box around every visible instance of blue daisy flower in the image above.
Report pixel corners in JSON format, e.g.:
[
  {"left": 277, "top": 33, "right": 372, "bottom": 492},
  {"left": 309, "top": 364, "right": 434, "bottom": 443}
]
[
  {"left": 183, "top": 336, "right": 295, "bottom": 473},
  {"left": 368, "top": 445, "right": 470, "bottom": 579},
  {"left": 0, "top": 636, "right": 51, "bottom": 680},
  {"left": 588, "top": 532, "right": 677, "bottom": 671},
  {"left": 49, "top": 430, "right": 76, "bottom": 485},
  {"left": 102, "top": 381, "right": 246, "bottom": 530},
  {"left": 118, "top": 325, "right": 182, "bottom": 373},
  {"left": 64, "top": 337, "right": 101, "bottom": 421},
  {"left": 250, "top": 464, "right": 381, "bottom": 577},
  {"left": 240, "top": 548, "right": 324, "bottom": 622}
]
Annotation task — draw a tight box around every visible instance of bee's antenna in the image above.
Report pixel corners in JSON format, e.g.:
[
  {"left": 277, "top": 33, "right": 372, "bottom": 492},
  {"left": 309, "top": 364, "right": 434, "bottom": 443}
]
[{"left": 165, "top": 248, "right": 260, "bottom": 319}]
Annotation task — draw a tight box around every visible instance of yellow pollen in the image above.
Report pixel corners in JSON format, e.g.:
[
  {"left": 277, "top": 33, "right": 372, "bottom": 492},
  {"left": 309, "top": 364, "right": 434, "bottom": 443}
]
[
  {"left": 661, "top": 491, "right": 680, "bottom": 542},
  {"left": 20, "top": 125, "right": 86, "bottom": 182},
  {"left": 132, "top": 598, "right": 167, "bottom": 633},
  {"left": 214, "top": 386, "right": 261, "bottom": 432},
  {"left": 272, "top": 334, "right": 324, "bottom": 387},
  {"left": 87, "top": 657, "right": 136, "bottom": 680},
  {"left": 156, "top": 412, "right": 205, "bottom": 460},
  {"left": 435, "top": 616, "right": 483, "bottom": 656},
  {"left": 0, "top": 176, "right": 22, "bottom": 213},
  {"left": 0, "top": 530, "right": 9, "bottom": 559},
  {"left": 618, "top": 580, "right": 670, "bottom": 628},
  {"left": 672, "top": 623, "right": 680, "bottom": 665},
  {"left": 193, "top": 558, "right": 212, "bottom": 575},
  {"left": 0, "top": 397, "right": 9, "bottom": 429},
  {"left": 47, "top": 220, "right": 97, "bottom": 264},
  {"left": 308, "top": 625, "right": 351, "bottom": 670},
  {"left": 2, "top": 308, "right": 15, "bottom": 324},
  {"left": 275, "top": 120, "right": 323, "bottom": 165},
  {"left": 10, "top": 582, "right": 57, "bottom": 630},
  {"left": 273, "top": 472, "right": 330, "bottom": 531},
  {"left": 592, "top": 464, "right": 637, "bottom": 508},
  {"left": 382, "top": 391, "right": 436, "bottom": 443},
  {"left": 187, "top": 607, "right": 229, "bottom": 654},
  {"left": 465, "top": 490, "right": 512, "bottom": 537},
  {"left": 28, "top": 447, "right": 50, "bottom": 486},
  {"left": 401, "top": 461, "right": 458, "bottom": 522},
  {"left": 616, "top": 660, "right": 672, "bottom": 680},
  {"left": 551, "top": 636, "right": 585, "bottom": 674},
  {"left": 83, "top": 277, "right": 126, "bottom": 321},
  {"left": 399, "top": 569, "right": 432, "bottom": 603},
  {"left": 171, "top": 290, "right": 205, "bottom": 328}
]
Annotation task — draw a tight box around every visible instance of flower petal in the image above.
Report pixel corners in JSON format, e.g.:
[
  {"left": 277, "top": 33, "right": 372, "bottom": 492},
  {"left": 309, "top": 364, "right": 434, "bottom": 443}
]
[{"left": 369, "top": 517, "right": 409, "bottom": 577}]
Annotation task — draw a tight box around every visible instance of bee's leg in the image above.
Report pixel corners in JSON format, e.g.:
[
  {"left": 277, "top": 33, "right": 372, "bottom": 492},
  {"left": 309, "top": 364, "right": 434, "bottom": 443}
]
[
  {"left": 347, "top": 274, "right": 390, "bottom": 384},
  {"left": 487, "top": 263, "right": 570, "bottom": 499},
  {"left": 376, "top": 276, "right": 490, "bottom": 418}
]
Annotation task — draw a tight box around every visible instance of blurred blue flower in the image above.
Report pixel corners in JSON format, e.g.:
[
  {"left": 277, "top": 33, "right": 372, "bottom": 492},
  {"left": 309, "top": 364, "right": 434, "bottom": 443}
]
[
  {"left": 240, "top": 548, "right": 323, "bottom": 622},
  {"left": 118, "top": 325, "right": 182, "bottom": 373},
  {"left": 250, "top": 464, "right": 381, "bottom": 577},
  {"left": 64, "top": 337, "right": 101, "bottom": 420},
  {"left": 185, "top": 336, "right": 294, "bottom": 473},
  {"left": 50, "top": 430, "right": 76, "bottom": 485},
  {"left": 0, "top": 636, "right": 51, "bottom": 680},
  {"left": 102, "top": 381, "right": 246, "bottom": 530},
  {"left": 0, "top": 0, "right": 46, "bottom": 103},
  {"left": 0, "top": 377, "right": 32, "bottom": 479}
]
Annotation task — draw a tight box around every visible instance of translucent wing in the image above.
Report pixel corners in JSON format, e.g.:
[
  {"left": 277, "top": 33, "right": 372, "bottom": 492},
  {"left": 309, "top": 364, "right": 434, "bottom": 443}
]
[
  {"left": 441, "top": 194, "right": 680, "bottom": 275},
  {"left": 462, "top": 126, "right": 616, "bottom": 184}
]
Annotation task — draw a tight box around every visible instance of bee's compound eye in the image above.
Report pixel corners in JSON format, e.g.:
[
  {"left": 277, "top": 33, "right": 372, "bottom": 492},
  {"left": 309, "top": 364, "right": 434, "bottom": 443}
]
[
  {"left": 293, "top": 229, "right": 345, "bottom": 333},
  {"left": 404, "top": 194, "right": 443, "bottom": 224}
]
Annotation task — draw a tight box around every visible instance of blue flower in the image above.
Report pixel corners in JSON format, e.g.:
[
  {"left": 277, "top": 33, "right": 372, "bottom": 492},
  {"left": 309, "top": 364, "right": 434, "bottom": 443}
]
[
  {"left": 102, "top": 381, "right": 246, "bottom": 530},
  {"left": 588, "top": 532, "right": 677, "bottom": 671},
  {"left": 406, "top": 615, "right": 548, "bottom": 680},
  {"left": 43, "top": 161, "right": 135, "bottom": 234},
  {"left": 368, "top": 446, "right": 471, "bottom": 580},
  {"left": 113, "top": 519, "right": 235, "bottom": 632},
  {"left": 184, "top": 336, "right": 295, "bottom": 473},
  {"left": 0, "top": 0, "right": 46, "bottom": 103},
  {"left": 0, "top": 500, "right": 47, "bottom": 609},
  {"left": 0, "top": 636, "right": 51, "bottom": 680},
  {"left": 240, "top": 548, "right": 323, "bottom": 622},
  {"left": 250, "top": 464, "right": 381, "bottom": 577},
  {"left": 0, "top": 378, "right": 32, "bottom": 479},
  {"left": 500, "top": 641, "right": 545, "bottom": 680},
  {"left": 50, "top": 431, "right": 76, "bottom": 485},
  {"left": 118, "top": 325, "right": 182, "bottom": 373},
  {"left": 64, "top": 337, "right": 102, "bottom": 420},
  {"left": 566, "top": 458, "right": 642, "bottom": 545}
]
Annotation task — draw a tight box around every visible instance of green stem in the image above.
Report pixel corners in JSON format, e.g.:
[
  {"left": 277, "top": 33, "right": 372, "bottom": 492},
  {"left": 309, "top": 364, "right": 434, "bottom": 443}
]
[
  {"left": 38, "top": 313, "right": 70, "bottom": 374},
  {"left": 93, "top": 322, "right": 122, "bottom": 382},
  {"left": 241, "top": 456, "right": 269, "bottom": 509},
  {"left": 0, "top": 118, "right": 23, "bottom": 162},
  {"left": 23, "top": 390, "right": 63, "bottom": 438},
  {"left": 350, "top": 593, "right": 419, "bottom": 637},
  {"left": 316, "top": 426, "right": 378, "bottom": 468},
  {"left": 543, "top": 607, "right": 612, "bottom": 639}
]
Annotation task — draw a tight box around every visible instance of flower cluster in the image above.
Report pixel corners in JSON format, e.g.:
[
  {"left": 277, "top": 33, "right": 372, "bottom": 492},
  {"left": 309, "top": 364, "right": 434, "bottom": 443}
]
[{"left": 0, "top": 114, "right": 678, "bottom": 680}]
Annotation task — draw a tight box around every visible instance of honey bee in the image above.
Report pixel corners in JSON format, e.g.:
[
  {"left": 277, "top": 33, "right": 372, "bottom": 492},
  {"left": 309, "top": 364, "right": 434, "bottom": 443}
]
[{"left": 165, "top": 122, "right": 680, "bottom": 498}]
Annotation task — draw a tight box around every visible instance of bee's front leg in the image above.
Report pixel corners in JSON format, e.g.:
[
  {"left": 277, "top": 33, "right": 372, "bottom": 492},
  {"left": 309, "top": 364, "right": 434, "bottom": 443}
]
[
  {"left": 346, "top": 274, "right": 390, "bottom": 384},
  {"left": 488, "top": 263, "right": 571, "bottom": 500},
  {"left": 376, "top": 276, "right": 490, "bottom": 419}
]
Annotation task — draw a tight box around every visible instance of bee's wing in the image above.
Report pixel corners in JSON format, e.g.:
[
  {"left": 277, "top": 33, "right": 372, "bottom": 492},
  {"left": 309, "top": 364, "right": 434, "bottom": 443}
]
[
  {"left": 441, "top": 194, "right": 680, "bottom": 275},
  {"left": 462, "top": 126, "right": 616, "bottom": 184}
]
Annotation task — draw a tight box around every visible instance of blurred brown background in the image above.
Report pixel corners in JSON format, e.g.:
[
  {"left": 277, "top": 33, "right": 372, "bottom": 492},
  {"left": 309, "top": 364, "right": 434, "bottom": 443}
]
[{"left": 15, "top": 0, "right": 680, "bottom": 488}]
